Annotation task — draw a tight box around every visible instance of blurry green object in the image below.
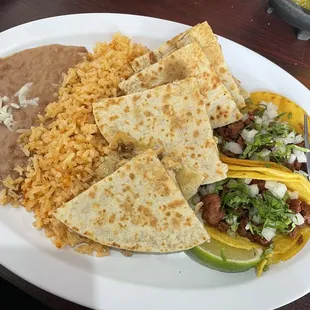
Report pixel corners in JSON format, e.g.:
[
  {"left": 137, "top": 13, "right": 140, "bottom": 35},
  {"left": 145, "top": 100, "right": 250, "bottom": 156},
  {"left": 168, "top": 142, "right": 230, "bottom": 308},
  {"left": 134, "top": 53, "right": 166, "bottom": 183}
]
[{"left": 292, "top": 0, "right": 310, "bottom": 10}]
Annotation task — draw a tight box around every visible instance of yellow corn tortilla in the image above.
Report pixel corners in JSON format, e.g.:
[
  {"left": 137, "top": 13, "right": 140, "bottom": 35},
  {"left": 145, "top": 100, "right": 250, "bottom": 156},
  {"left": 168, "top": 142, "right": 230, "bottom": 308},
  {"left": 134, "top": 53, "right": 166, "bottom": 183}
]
[
  {"left": 268, "top": 226, "right": 310, "bottom": 265},
  {"left": 256, "top": 259, "right": 268, "bottom": 277},
  {"left": 220, "top": 154, "right": 292, "bottom": 173},
  {"left": 251, "top": 91, "right": 310, "bottom": 135},
  {"left": 205, "top": 225, "right": 262, "bottom": 250},
  {"left": 273, "top": 229, "right": 304, "bottom": 255}
]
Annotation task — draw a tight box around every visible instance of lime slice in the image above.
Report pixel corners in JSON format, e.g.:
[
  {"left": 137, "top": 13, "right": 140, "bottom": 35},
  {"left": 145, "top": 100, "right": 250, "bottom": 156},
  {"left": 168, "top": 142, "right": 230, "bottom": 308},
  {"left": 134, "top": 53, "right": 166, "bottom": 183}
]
[{"left": 187, "top": 238, "right": 263, "bottom": 273}]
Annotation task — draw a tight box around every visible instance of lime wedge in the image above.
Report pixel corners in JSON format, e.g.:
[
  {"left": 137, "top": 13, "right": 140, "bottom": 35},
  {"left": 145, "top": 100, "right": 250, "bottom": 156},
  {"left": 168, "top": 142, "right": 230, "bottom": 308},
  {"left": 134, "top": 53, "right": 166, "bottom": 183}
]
[{"left": 187, "top": 238, "right": 263, "bottom": 273}]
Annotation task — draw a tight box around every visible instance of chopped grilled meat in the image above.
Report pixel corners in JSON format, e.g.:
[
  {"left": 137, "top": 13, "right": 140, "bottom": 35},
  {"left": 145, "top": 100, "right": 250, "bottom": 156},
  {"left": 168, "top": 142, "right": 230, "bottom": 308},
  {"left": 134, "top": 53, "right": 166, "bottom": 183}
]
[
  {"left": 217, "top": 221, "right": 230, "bottom": 232},
  {"left": 201, "top": 194, "right": 224, "bottom": 226},
  {"left": 237, "top": 217, "right": 248, "bottom": 237},
  {"left": 250, "top": 179, "right": 266, "bottom": 191},
  {"left": 301, "top": 202, "right": 310, "bottom": 225},
  {"left": 289, "top": 199, "right": 302, "bottom": 214}
]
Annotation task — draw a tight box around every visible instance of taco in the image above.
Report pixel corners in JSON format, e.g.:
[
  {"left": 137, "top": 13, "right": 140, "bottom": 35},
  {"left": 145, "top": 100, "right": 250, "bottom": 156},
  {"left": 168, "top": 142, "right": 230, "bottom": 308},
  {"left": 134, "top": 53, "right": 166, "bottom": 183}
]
[
  {"left": 191, "top": 165, "right": 310, "bottom": 275},
  {"left": 215, "top": 91, "right": 310, "bottom": 177}
]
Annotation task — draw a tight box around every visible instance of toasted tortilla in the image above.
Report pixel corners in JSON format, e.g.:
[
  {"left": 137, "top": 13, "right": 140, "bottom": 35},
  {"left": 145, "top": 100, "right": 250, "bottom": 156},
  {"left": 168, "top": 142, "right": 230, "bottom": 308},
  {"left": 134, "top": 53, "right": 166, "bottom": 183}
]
[
  {"left": 131, "top": 21, "right": 245, "bottom": 108},
  {"left": 54, "top": 150, "right": 209, "bottom": 253},
  {"left": 93, "top": 78, "right": 228, "bottom": 192},
  {"left": 119, "top": 43, "right": 242, "bottom": 129}
]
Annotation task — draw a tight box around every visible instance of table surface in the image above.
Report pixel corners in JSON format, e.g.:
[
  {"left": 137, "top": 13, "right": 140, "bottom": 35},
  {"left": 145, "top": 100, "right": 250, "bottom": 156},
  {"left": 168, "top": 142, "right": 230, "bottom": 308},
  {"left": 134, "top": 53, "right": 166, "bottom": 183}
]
[{"left": 0, "top": 0, "right": 309, "bottom": 309}]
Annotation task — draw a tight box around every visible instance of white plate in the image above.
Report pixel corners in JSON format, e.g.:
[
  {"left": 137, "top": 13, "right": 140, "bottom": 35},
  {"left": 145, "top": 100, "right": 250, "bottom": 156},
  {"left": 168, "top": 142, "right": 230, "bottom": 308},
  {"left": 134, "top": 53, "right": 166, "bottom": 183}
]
[{"left": 0, "top": 13, "right": 309, "bottom": 310}]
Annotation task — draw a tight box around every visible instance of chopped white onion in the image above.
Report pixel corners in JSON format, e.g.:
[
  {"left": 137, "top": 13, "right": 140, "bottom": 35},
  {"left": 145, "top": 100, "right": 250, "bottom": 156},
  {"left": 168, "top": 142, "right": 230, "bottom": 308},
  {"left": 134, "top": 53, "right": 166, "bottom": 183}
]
[
  {"left": 21, "top": 98, "right": 39, "bottom": 107},
  {"left": 284, "top": 132, "right": 295, "bottom": 145},
  {"left": 206, "top": 184, "right": 216, "bottom": 194},
  {"left": 294, "top": 170, "right": 308, "bottom": 178},
  {"left": 265, "top": 181, "right": 287, "bottom": 198},
  {"left": 261, "top": 227, "right": 276, "bottom": 241},
  {"left": 14, "top": 82, "right": 39, "bottom": 108},
  {"left": 288, "top": 153, "right": 297, "bottom": 164},
  {"left": 287, "top": 190, "right": 299, "bottom": 200},
  {"left": 247, "top": 184, "right": 259, "bottom": 197},
  {"left": 293, "top": 149, "right": 307, "bottom": 163},
  {"left": 191, "top": 193, "right": 201, "bottom": 205},
  {"left": 15, "top": 82, "right": 33, "bottom": 102},
  {"left": 252, "top": 214, "right": 262, "bottom": 224},
  {"left": 225, "top": 141, "right": 243, "bottom": 154},
  {"left": 288, "top": 213, "right": 305, "bottom": 226},
  {"left": 264, "top": 102, "right": 278, "bottom": 120},
  {"left": 242, "top": 113, "right": 249, "bottom": 121},
  {"left": 254, "top": 116, "right": 263, "bottom": 125},
  {"left": 244, "top": 178, "right": 252, "bottom": 185},
  {"left": 217, "top": 136, "right": 223, "bottom": 145},
  {"left": 274, "top": 137, "right": 285, "bottom": 143},
  {"left": 245, "top": 223, "right": 251, "bottom": 231},
  {"left": 294, "top": 134, "right": 304, "bottom": 144},
  {"left": 257, "top": 148, "right": 271, "bottom": 158},
  {"left": 199, "top": 186, "right": 208, "bottom": 196},
  {"left": 241, "top": 128, "right": 258, "bottom": 143},
  {"left": 10, "top": 103, "right": 20, "bottom": 109}
]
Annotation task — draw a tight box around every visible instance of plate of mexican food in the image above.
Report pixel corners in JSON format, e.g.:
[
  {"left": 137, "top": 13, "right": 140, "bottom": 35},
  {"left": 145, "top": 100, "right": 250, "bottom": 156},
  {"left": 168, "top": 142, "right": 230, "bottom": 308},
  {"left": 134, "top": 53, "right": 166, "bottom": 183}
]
[{"left": 0, "top": 13, "right": 310, "bottom": 310}]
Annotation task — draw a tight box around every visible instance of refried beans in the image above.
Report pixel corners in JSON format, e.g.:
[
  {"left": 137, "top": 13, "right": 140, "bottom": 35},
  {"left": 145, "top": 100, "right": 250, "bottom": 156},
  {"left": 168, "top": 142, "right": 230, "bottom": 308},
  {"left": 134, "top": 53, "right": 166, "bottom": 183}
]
[{"left": 0, "top": 44, "right": 87, "bottom": 184}]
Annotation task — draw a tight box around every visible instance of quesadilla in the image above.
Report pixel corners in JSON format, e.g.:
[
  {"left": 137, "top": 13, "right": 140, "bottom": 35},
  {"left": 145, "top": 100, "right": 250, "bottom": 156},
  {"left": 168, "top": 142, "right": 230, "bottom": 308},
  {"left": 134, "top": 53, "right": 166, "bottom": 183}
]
[
  {"left": 119, "top": 42, "right": 242, "bottom": 129},
  {"left": 93, "top": 78, "right": 228, "bottom": 196},
  {"left": 54, "top": 150, "right": 209, "bottom": 253},
  {"left": 131, "top": 21, "right": 246, "bottom": 109}
]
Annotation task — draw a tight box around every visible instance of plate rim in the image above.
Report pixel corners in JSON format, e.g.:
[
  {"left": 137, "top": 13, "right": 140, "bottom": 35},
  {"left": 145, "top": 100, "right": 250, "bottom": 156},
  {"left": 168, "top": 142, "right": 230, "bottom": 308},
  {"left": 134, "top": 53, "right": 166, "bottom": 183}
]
[{"left": 0, "top": 12, "right": 310, "bottom": 310}]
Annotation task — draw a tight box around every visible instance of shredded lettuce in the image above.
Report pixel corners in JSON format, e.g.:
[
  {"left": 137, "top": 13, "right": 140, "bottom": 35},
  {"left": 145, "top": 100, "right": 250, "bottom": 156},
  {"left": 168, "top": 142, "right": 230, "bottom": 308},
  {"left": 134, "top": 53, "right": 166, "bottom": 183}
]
[{"left": 212, "top": 179, "right": 296, "bottom": 239}]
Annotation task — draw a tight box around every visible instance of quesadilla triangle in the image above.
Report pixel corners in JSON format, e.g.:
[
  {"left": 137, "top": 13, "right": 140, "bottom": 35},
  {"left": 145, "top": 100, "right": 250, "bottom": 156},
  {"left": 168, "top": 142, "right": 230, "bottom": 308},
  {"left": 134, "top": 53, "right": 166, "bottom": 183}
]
[
  {"left": 216, "top": 91, "right": 310, "bottom": 176},
  {"left": 193, "top": 166, "right": 310, "bottom": 274},
  {"left": 54, "top": 150, "right": 209, "bottom": 253},
  {"left": 119, "top": 42, "right": 242, "bottom": 129},
  {"left": 131, "top": 21, "right": 246, "bottom": 109},
  {"left": 93, "top": 77, "right": 228, "bottom": 197}
]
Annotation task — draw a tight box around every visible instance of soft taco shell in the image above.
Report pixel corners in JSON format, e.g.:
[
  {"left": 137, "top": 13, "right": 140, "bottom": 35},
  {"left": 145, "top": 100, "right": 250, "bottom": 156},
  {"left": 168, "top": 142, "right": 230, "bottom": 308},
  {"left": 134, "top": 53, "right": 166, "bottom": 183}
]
[
  {"left": 220, "top": 155, "right": 292, "bottom": 173},
  {"left": 205, "top": 225, "right": 262, "bottom": 250},
  {"left": 268, "top": 226, "right": 310, "bottom": 265},
  {"left": 273, "top": 229, "right": 304, "bottom": 255},
  {"left": 250, "top": 91, "right": 310, "bottom": 135}
]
